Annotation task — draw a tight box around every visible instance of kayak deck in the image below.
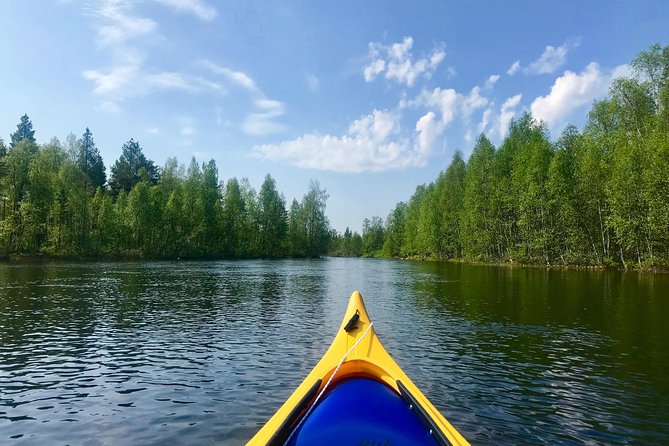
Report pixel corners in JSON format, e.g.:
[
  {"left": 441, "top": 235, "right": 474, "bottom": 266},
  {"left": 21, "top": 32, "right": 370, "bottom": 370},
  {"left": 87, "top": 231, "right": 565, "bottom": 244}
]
[
  {"left": 285, "top": 377, "right": 440, "bottom": 445},
  {"left": 248, "top": 291, "right": 470, "bottom": 446}
]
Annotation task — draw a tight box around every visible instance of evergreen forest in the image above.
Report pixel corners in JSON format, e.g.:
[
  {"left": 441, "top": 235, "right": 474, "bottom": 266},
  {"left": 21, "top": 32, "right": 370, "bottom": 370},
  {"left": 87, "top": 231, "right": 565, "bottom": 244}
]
[
  {"left": 0, "top": 122, "right": 331, "bottom": 259},
  {"left": 331, "top": 44, "right": 669, "bottom": 268}
]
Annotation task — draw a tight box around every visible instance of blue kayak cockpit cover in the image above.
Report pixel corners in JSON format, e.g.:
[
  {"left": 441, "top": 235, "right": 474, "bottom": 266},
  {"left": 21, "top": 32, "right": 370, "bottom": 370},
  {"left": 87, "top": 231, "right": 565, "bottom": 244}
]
[{"left": 286, "top": 377, "right": 439, "bottom": 446}]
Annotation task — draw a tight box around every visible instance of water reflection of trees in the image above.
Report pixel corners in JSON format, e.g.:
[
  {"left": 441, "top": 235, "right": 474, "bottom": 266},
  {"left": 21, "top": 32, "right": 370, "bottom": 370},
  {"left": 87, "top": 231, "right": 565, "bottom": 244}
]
[{"left": 404, "top": 261, "right": 669, "bottom": 392}]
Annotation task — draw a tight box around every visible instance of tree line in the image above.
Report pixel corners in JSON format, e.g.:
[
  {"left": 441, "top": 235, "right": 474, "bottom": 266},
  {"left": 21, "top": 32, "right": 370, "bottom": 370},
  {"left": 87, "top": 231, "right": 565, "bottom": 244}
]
[
  {"left": 0, "top": 121, "right": 331, "bottom": 259},
  {"left": 332, "top": 44, "right": 669, "bottom": 268}
]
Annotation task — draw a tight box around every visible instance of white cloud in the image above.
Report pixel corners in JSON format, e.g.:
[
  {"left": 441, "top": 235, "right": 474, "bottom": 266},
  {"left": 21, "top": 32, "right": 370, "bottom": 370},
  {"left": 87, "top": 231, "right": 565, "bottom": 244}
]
[
  {"left": 478, "top": 107, "right": 493, "bottom": 134},
  {"left": 399, "top": 82, "right": 492, "bottom": 153},
  {"left": 202, "top": 60, "right": 286, "bottom": 135},
  {"left": 192, "top": 77, "right": 227, "bottom": 93},
  {"left": 247, "top": 99, "right": 287, "bottom": 136},
  {"left": 462, "top": 86, "right": 488, "bottom": 121},
  {"left": 146, "top": 127, "right": 160, "bottom": 135},
  {"left": 530, "top": 62, "right": 626, "bottom": 127},
  {"left": 363, "top": 36, "right": 445, "bottom": 87},
  {"left": 94, "top": 0, "right": 157, "bottom": 47},
  {"left": 412, "top": 84, "right": 488, "bottom": 125},
  {"left": 145, "top": 72, "right": 196, "bottom": 91},
  {"left": 507, "top": 60, "right": 520, "bottom": 76},
  {"left": 363, "top": 59, "right": 386, "bottom": 82},
  {"left": 525, "top": 42, "right": 571, "bottom": 75},
  {"left": 484, "top": 74, "right": 500, "bottom": 89},
  {"left": 417, "top": 87, "right": 460, "bottom": 124},
  {"left": 83, "top": 63, "right": 224, "bottom": 111},
  {"left": 611, "top": 64, "right": 632, "bottom": 80},
  {"left": 201, "top": 60, "right": 257, "bottom": 91},
  {"left": 254, "top": 65, "right": 504, "bottom": 172},
  {"left": 84, "top": 2, "right": 225, "bottom": 112},
  {"left": 242, "top": 100, "right": 286, "bottom": 136},
  {"left": 154, "top": 0, "right": 218, "bottom": 21},
  {"left": 415, "top": 111, "right": 443, "bottom": 154},
  {"left": 92, "top": 0, "right": 216, "bottom": 47},
  {"left": 347, "top": 109, "right": 398, "bottom": 142},
  {"left": 401, "top": 88, "right": 456, "bottom": 155},
  {"left": 253, "top": 109, "right": 430, "bottom": 173},
  {"left": 305, "top": 73, "right": 320, "bottom": 91},
  {"left": 83, "top": 65, "right": 138, "bottom": 96},
  {"left": 83, "top": 60, "right": 218, "bottom": 101},
  {"left": 498, "top": 94, "right": 522, "bottom": 137}
]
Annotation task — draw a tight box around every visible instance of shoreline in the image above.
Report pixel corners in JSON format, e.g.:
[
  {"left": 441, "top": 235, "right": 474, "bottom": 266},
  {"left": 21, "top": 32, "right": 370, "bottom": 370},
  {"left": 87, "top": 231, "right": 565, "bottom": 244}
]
[
  {"left": 3, "top": 253, "right": 668, "bottom": 273},
  {"left": 329, "top": 254, "right": 669, "bottom": 273},
  {"left": 0, "top": 253, "right": 322, "bottom": 263}
]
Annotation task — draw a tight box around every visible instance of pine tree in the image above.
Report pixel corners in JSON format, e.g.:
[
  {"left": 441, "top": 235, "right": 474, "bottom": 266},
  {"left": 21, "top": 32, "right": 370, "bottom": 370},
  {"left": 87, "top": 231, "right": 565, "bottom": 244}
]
[
  {"left": 78, "top": 128, "right": 106, "bottom": 191},
  {"left": 109, "top": 139, "right": 158, "bottom": 195},
  {"left": 10, "top": 114, "right": 36, "bottom": 148},
  {"left": 0, "top": 139, "right": 7, "bottom": 181}
]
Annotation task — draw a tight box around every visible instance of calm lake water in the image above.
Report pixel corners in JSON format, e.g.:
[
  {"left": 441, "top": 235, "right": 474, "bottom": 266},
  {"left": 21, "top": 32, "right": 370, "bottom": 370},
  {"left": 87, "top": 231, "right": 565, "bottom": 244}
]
[{"left": 1, "top": 258, "right": 668, "bottom": 445}]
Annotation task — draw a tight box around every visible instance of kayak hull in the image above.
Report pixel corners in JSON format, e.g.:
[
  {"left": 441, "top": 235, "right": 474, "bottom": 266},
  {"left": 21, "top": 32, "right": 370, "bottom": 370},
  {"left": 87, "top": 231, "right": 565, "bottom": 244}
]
[{"left": 248, "top": 291, "right": 470, "bottom": 446}]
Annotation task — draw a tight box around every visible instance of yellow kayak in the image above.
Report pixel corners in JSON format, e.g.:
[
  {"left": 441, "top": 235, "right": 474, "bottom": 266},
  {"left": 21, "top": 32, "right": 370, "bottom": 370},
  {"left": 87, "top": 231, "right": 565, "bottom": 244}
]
[{"left": 248, "top": 291, "right": 470, "bottom": 446}]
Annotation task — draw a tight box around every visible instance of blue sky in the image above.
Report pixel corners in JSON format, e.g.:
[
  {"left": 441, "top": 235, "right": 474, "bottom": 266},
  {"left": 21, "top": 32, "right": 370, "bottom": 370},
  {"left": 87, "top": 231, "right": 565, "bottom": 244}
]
[{"left": 1, "top": 1, "right": 667, "bottom": 232}]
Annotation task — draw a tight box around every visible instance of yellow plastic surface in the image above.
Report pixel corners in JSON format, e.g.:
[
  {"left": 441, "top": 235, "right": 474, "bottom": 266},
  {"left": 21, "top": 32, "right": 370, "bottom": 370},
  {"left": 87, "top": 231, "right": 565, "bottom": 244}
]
[{"left": 247, "top": 291, "right": 470, "bottom": 446}]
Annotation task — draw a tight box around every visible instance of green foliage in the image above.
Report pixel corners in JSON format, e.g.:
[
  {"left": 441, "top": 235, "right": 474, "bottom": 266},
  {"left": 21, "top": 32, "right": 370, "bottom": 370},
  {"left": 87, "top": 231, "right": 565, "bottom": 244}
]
[
  {"left": 0, "top": 117, "right": 331, "bottom": 259},
  {"left": 362, "top": 216, "right": 384, "bottom": 257},
  {"left": 10, "top": 114, "right": 36, "bottom": 148},
  {"left": 643, "top": 126, "right": 669, "bottom": 263},
  {"left": 222, "top": 178, "right": 246, "bottom": 257},
  {"left": 286, "top": 199, "right": 304, "bottom": 256},
  {"left": 630, "top": 43, "right": 669, "bottom": 108},
  {"left": 330, "top": 227, "right": 363, "bottom": 257},
  {"left": 402, "top": 184, "right": 429, "bottom": 257},
  {"left": 435, "top": 151, "right": 466, "bottom": 258},
  {"left": 90, "top": 189, "right": 115, "bottom": 255},
  {"left": 109, "top": 139, "right": 158, "bottom": 196},
  {"left": 201, "top": 160, "right": 224, "bottom": 257},
  {"left": 0, "top": 139, "right": 7, "bottom": 179},
  {"left": 3, "top": 44, "right": 668, "bottom": 267},
  {"left": 288, "top": 181, "right": 331, "bottom": 257},
  {"left": 547, "top": 126, "right": 582, "bottom": 264},
  {"left": 461, "top": 135, "right": 496, "bottom": 260},
  {"left": 382, "top": 203, "right": 407, "bottom": 257},
  {"left": 353, "top": 44, "right": 669, "bottom": 269},
  {"left": 78, "top": 128, "right": 106, "bottom": 191},
  {"left": 22, "top": 142, "right": 66, "bottom": 253},
  {"left": 509, "top": 114, "right": 553, "bottom": 263},
  {"left": 257, "top": 174, "right": 288, "bottom": 257}
]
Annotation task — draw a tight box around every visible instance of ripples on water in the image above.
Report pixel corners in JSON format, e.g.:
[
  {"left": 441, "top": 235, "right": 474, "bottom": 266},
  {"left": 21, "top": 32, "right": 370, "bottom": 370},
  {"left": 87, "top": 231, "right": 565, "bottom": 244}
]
[{"left": 1, "top": 259, "right": 668, "bottom": 445}]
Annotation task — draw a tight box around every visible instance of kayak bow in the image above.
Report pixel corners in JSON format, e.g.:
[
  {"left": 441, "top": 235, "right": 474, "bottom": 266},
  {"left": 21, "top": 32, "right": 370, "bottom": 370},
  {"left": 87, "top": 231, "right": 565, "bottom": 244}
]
[{"left": 248, "top": 291, "right": 470, "bottom": 446}]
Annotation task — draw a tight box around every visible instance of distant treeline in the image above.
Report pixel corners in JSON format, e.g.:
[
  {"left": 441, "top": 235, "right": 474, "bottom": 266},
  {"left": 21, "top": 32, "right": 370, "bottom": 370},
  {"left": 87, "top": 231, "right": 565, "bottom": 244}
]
[
  {"left": 0, "top": 123, "right": 331, "bottom": 259},
  {"left": 331, "top": 44, "right": 669, "bottom": 268}
]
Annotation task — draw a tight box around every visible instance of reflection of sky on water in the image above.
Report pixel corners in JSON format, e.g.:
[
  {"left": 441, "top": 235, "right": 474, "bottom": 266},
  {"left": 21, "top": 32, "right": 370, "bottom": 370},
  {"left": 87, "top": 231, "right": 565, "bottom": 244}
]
[{"left": 0, "top": 259, "right": 668, "bottom": 445}]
